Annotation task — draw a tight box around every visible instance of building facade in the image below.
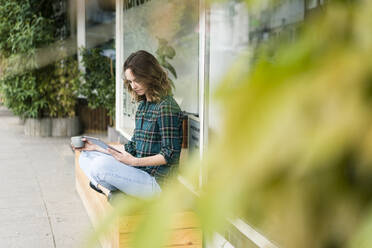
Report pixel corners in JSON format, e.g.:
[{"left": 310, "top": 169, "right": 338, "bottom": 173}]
[{"left": 75, "top": 0, "right": 325, "bottom": 246}]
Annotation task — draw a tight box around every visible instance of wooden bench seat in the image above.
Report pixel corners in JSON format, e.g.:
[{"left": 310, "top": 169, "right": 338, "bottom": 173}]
[{"left": 75, "top": 150, "right": 202, "bottom": 248}]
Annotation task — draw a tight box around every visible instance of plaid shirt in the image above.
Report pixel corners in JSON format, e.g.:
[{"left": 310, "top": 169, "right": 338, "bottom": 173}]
[{"left": 124, "top": 95, "right": 183, "bottom": 185}]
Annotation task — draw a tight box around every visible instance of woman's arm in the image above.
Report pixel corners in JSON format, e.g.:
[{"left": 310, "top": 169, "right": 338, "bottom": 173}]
[
  {"left": 109, "top": 144, "right": 126, "bottom": 153},
  {"left": 107, "top": 149, "right": 167, "bottom": 166},
  {"left": 157, "top": 104, "right": 182, "bottom": 165},
  {"left": 134, "top": 154, "right": 167, "bottom": 166}
]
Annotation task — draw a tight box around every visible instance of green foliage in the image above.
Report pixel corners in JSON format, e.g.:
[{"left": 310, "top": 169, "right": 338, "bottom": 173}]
[
  {"left": 155, "top": 37, "right": 177, "bottom": 88},
  {"left": 80, "top": 47, "right": 116, "bottom": 120},
  {"left": 1, "top": 56, "right": 80, "bottom": 118},
  {"left": 86, "top": 1, "right": 372, "bottom": 248},
  {"left": 0, "top": 72, "right": 40, "bottom": 118},
  {"left": 0, "top": 0, "right": 79, "bottom": 118},
  {"left": 0, "top": 1, "right": 55, "bottom": 57},
  {"left": 47, "top": 57, "right": 81, "bottom": 118}
]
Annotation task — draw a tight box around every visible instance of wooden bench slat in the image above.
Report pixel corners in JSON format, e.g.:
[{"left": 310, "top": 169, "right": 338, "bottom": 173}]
[
  {"left": 119, "top": 228, "right": 202, "bottom": 247},
  {"left": 118, "top": 211, "right": 200, "bottom": 234}
]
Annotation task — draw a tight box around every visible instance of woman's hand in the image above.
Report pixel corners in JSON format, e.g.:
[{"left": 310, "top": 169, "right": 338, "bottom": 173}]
[
  {"left": 71, "top": 138, "right": 99, "bottom": 152},
  {"left": 108, "top": 148, "right": 137, "bottom": 166}
]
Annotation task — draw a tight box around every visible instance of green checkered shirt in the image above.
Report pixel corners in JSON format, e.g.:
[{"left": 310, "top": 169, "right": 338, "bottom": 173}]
[{"left": 124, "top": 95, "right": 183, "bottom": 185}]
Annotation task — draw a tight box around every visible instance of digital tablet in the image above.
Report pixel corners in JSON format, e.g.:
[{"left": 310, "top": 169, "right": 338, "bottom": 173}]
[{"left": 83, "top": 136, "right": 122, "bottom": 154}]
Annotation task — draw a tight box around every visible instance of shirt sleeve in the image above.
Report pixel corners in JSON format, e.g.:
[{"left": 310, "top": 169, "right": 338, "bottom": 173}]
[
  {"left": 124, "top": 139, "right": 136, "bottom": 156},
  {"left": 158, "top": 103, "right": 182, "bottom": 165}
]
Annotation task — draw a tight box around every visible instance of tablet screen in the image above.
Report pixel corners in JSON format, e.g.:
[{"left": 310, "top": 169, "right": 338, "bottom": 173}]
[{"left": 83, "top": 136, "right": 122, "bottom": 153}]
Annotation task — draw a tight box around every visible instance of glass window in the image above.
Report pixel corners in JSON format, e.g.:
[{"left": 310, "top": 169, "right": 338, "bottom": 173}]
[
  {"left": 209, "top": 0, "right": 306, "bottom": 134},
  {"left": 119, "top": 0, "right": 199, "bottom": 134}
]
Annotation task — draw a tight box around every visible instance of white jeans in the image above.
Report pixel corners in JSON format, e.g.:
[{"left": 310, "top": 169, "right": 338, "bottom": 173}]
[{"left": 79, "top": 151, "right": 161, "bottom": 198}]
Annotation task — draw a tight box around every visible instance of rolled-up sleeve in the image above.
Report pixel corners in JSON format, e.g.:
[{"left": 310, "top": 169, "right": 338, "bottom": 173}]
[
  {"left": 158, "top": 104, "right": 182, "bottom": 165},
  {"left": 124, "top": 139, "right": 137, "bottom": 156}
]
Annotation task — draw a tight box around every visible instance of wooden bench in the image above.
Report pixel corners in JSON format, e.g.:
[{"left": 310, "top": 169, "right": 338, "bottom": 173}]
[{"left": 75, "top": 150, "right": 202, "bottom": 248}]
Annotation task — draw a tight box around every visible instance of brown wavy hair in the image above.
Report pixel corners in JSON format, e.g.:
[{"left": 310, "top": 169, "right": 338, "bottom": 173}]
[{"left": 123, "top": 50, "right": 173, "bottom": 102}]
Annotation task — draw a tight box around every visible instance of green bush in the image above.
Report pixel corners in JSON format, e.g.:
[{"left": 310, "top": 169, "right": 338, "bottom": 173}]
[
  {"left": 80, "top": 47, "right": 116, "bottom": 120},
  {"left": 0, "top": 1, "right": 55, "bottom": 56},
  {"left": 47, "top": 57, "right": 81, "bottom": 118},
  {"left": 0, "top": 0, "right": 80, "bottom": 118}
]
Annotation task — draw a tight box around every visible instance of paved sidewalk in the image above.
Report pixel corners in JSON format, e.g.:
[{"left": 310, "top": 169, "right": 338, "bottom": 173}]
[{"left": 0, "top": 106, "right": 99, "bottom": 248}]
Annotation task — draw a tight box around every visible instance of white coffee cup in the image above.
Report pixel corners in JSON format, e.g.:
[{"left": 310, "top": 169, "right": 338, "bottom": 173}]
[{"left": 71, "top": 136, "right": 85, "bottom": 148}]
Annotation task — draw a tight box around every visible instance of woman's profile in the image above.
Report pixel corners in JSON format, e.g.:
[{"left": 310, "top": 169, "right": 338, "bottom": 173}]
[{"left": 74, "top": 50, "right": 183, "bottom": 199}]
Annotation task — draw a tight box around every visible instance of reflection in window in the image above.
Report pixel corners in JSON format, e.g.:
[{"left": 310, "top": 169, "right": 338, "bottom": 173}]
[
  {"left": 85, "top": 0, "right": 115, "bottom": 49},
  {"left": 248, "top": 0, "right": 305, "bottom": 51},
  {"left": 209, "top": 0, "right": 326, "bottom": 133},
  {"left": 120, "top": 0, "right": 199, "bottom": 133}
]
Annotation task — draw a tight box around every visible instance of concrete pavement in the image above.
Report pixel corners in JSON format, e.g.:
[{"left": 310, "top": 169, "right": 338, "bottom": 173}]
[{"left": 0, "top": 105, "right": 100, "bottom": 248}]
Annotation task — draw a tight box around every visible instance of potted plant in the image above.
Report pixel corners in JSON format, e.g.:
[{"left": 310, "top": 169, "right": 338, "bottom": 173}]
[{"left": 48, "top": 56, "right": 81, "bottom": 137}]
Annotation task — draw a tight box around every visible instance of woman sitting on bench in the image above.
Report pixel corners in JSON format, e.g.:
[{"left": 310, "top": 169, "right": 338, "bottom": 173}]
[{"left": 74, "top": 50, "right": 183, "bottom": 199}]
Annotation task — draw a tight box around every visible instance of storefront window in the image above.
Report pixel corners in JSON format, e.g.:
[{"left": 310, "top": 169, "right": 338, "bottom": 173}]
[
  {"left": 119, "top": 0, "right": 199, "bottom": 134},
  {"left": 209, "top": 0, "right": 307, "bottom": 133}
]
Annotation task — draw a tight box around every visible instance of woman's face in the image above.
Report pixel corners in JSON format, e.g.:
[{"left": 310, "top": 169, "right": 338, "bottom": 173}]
[{"left": 125, "top": 68, "right": 147, "bottom": 96}]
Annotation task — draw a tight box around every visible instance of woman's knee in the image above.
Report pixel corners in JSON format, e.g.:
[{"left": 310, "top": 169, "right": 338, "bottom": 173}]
[
  {"left": 89, "top": 154, "right": 116, "bottom": 175},
  {"left": 79, "top": 151, "right": 91, "bottom": 171},
  {"left": 79, "top": 152, "right": 107, "bottom": 175}
]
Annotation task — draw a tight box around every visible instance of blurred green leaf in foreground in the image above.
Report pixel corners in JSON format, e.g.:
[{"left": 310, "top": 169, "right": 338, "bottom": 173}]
[{"left": 85, "top": 0, "right": 372, "bottom": 248}]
